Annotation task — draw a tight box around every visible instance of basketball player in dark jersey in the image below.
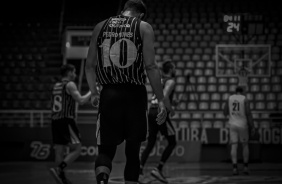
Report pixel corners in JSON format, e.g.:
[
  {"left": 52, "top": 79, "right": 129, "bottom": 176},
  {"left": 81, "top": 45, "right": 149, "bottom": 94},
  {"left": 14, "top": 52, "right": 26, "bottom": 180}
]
[
  {"left": 139, "top": 59, "right": 177, "bottom": 183},
  {"left": 49, "top": 64, "right": 91, "bottom": 184},
  {"left": 85, "top": 1, "right": 167, "bottom": 184}
]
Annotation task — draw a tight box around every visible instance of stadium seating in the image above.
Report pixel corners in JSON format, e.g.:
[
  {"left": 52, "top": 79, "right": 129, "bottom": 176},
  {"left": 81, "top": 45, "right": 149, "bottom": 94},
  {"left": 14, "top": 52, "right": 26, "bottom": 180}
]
[{"left": 0, "top": 0, "right": 281, "bottom": 128}]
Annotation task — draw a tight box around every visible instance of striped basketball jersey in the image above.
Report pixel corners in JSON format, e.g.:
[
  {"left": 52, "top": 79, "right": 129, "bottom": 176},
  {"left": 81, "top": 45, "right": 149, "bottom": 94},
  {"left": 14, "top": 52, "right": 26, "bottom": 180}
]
[
  {"left": 228, "top": 94, "right": 247, "bottom": 128},
  {"left": 51, "top": 80, "right": 76, "bottom": 120},
  {"left": 151, "top": 77, "right": 175, "bottom": 105},
  {"left": 96, "top": 15, "right": 146, "bottom": 85}
]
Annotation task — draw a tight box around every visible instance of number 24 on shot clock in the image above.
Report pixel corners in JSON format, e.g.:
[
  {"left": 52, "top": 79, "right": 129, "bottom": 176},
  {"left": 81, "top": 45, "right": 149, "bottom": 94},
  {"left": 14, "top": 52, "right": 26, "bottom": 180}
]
[{"left": 223, "top": 14, "right": 241, "bottom": 33}]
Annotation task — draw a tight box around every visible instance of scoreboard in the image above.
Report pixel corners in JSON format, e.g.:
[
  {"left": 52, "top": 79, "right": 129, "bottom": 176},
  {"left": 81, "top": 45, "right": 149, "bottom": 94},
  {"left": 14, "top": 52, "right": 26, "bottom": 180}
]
[
  {"left": 223, "top": 13, "right": 264, "bottom": 35},
  {"left": 223, "top": 14, "right": 241, "bottom": 33}
]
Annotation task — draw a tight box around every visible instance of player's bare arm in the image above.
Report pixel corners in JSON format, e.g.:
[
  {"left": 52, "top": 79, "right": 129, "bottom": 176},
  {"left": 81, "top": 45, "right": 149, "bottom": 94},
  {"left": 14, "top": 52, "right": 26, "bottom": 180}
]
[
  {"left": 141, "top": 21, "right": 166, "bottom": 124},
  {"left": 245, "top": 98, "right": 255, "bottom": 131},
  {"left": 163, "top": 79, "right": 175, "bottom": 113},
  {"left": 85, "top": 20, "right": 106, "bottom": 106},
  {"left": 66, "top": 81, "right": 91, "bottom": 105},
  {"left": 141, "top": 21, "right": 164, "bottom": 101}
]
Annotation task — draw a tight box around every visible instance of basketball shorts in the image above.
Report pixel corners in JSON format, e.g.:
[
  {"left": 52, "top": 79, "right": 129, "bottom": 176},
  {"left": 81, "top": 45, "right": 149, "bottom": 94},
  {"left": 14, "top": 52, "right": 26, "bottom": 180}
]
[
  {"left": 97, "top": 84, "right": 148, "bottom": 145},
  {"left": 148, "top": 106, "right": 176, "bottom": 138},
  {"left": 229, "top": 124, "right": 249, "bottom": 144},
  {"left": 51, "top": 118, "right": 81, "bottom": 145}
]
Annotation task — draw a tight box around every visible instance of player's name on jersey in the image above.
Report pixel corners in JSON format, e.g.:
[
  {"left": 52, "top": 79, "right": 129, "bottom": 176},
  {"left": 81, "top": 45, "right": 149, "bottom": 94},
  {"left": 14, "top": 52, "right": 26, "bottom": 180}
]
[
  {"left": 103, "top": 31, "right": 133, "bottom": 38},
  {"left": 109, "top": 23, "right": 131, "bottom": 28}
]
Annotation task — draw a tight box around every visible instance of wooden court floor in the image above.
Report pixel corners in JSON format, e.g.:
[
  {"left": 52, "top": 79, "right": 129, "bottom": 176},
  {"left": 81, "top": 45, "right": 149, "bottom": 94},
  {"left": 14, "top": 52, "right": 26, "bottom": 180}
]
[{"left": 1, "top": 161, "right": 282, "bottom": 184}]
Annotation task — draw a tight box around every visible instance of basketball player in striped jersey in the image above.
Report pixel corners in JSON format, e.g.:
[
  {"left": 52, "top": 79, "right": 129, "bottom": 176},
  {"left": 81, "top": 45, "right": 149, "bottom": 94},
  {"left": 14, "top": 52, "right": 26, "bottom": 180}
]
[
  {"left": 139, "top": 59, "right": 177, "bottom": 183},
  {"left": 85, "top": 0, "right": 167, "bottom": 183},
  {"left": 50, "top": 64, "right": 91, "bottom": 184},
  {"left": 223, "top": 86, "right": 255, "bottom": 175}
]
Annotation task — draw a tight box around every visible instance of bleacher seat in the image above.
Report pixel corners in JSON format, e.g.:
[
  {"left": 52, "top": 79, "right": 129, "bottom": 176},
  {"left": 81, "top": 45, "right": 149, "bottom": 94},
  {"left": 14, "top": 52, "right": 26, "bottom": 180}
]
[
  {"left": 211, "top": 93, "right": 220, "bottom": 101},
  {"left": 202, "top": 121, "right": 212, "bottom": 128},
  {"left": 267, "top": 102, "right": 276, "bottom": 110},
  {"left": 255, "top": 102, "right": 265, "bottom": 110},
  {"left": 218, "top": 85, "right": 228, "bottom": 92},
  {"left": 261, "top": 85, "right": 271, "bottom": 92},
  {"left": 190, "top": 121, "right": 201, "bottom": 128},
  {"left": 272, "top": 84, "right": 281, "bottom": 92},
  {"left": 210, "top": 102, "right": 220, "bottom": 110},
  {"left": 0, "top": 0, "right": 281, "bottom": 123},
  {"left": 162, "top": 41, "right": 170, "bottom": 48},
  {"left": 165, "top": 48, "right": 174, "bottom": 55},
  {"left": 187, "top": 102, "right": 197, "bottom": 110},
  {"left": 207, "top": 85, "right": 217, "bottom": 92},
  {"left": 199, "top": 102, "right": 209, "bottom": 110},
  {"left": 255, "top": 93, "right": 265, "bottom": 101},
  {"left": 213, "top": 121, "right": 224, "bottom": 128}
]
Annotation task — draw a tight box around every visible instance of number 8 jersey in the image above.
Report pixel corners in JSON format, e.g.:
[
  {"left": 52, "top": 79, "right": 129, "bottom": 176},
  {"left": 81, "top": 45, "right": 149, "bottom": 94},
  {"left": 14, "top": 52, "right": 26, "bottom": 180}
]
[
  {"left": 228, "top": 94, "right": 247, "bottom": 128},
  {"left": 96, "top": 15, "right": 146, "bottom": 85},
  {"left": 51, "top": 80, "right": 76, "bottom": 120}
]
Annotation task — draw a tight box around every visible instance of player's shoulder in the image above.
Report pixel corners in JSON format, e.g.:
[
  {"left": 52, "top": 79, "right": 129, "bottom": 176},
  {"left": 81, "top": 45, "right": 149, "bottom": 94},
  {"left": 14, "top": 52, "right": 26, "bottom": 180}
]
[
  {"left": 140, "top": 20, "right": 153, "bottom": 31},
  {"left": 165, "top": 78, "right": 176, "bottom": 85},
  {"left": 66, "top": 81, "right": 77, "bottom": 89},
  {"left": 94, "top": 19, "right": 108, "bottom": 30}
]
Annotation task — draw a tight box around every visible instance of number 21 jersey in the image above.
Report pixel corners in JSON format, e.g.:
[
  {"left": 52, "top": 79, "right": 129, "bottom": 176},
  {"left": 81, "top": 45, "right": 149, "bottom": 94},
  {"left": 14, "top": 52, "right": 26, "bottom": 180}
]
[
  {"left": 96, "top": 15, "right": 146, "bottom": 85},
  {"left": 228, "top": 94, "right": 247, "bottom": 127}
]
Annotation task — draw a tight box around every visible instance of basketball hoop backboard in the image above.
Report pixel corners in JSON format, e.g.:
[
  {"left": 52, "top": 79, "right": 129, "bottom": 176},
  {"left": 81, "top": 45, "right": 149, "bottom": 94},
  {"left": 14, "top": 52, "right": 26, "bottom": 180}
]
[{"left": 215, "top": 44, "right": 271, "bottom": 77}]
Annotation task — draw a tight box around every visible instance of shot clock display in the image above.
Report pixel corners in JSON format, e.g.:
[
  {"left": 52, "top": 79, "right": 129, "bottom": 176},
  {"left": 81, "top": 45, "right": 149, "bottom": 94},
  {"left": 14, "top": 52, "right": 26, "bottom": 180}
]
[{"left": 223, "top": 14, "right": 241, "bottom": 33}]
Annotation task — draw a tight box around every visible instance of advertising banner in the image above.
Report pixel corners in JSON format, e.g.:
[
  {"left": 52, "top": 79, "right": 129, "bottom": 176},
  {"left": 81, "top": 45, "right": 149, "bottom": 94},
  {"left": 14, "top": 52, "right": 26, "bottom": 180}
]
[{"left": 1, "top": 124, "right": 282, "bottom": 162}]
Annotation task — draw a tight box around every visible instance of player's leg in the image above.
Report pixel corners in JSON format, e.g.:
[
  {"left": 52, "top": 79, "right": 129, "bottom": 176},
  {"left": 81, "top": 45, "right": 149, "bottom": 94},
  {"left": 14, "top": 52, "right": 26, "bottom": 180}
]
[
  {"left": 150, "top": 136, "right": 175, "bottom": 183},
  {"left": 95, "top": 85, "right": 124, "bottom": 184},
  {"left": 50, "top": 145, "right": 67, "bottom": 184},
  {"left": 95, "top": 144, "right": 117, "bottom": 184},
  {"left": 50, "top": 119, "right": 73, "bottom": 184},
  {"left": 151, "top": 115, "right": 176, "bottom": 183},
  {"left": 229, "top": 126, "right": 239, "bottom": 175},
  {"left": 124, "top": 140, "right": 142, "bottom": 183},
  {"left": 140, "top": 107, "right": 159, "bottom": 175},
  {"left": 124, "top": 85, "right": 148, "bottom": 183},
  {"left": 158, "top": 116, "right": 176, "bottom": 171},
  {"left": 64, "top": 143, "right": 81, "bottom": 165},
  {"left": 239, "top": 127, "right": 250, "bottom": 175},
  {"left": 54, "top": 144, "right": 65, "bottom": 165},
  {"left": 158, "top": 135, "right": 176, "bottom": 169},
  {"left": 63, "top": 119, "right": 82, "bottom": 166}
]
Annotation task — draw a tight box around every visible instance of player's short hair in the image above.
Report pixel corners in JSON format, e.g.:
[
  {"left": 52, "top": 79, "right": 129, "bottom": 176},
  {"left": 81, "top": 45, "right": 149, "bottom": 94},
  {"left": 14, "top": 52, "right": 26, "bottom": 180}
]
[
  {"left": 236, "top": 86, "right": 244, "bottom": 93},
  {"left": 162, "top": 58, "right": 175, "bottom": 74},
  {"left": 123, "top": 0, "right": 147, "bottom": 19},
  {"left": 61, "top": 64, "right": 75, "bottom": 77}
]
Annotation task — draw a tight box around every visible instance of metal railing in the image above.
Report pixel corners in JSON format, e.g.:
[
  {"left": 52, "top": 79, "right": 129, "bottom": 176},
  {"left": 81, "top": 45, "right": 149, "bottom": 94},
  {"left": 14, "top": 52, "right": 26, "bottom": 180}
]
[{"left": 0, "top": 110, "right": 280, "bottom": 128}]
